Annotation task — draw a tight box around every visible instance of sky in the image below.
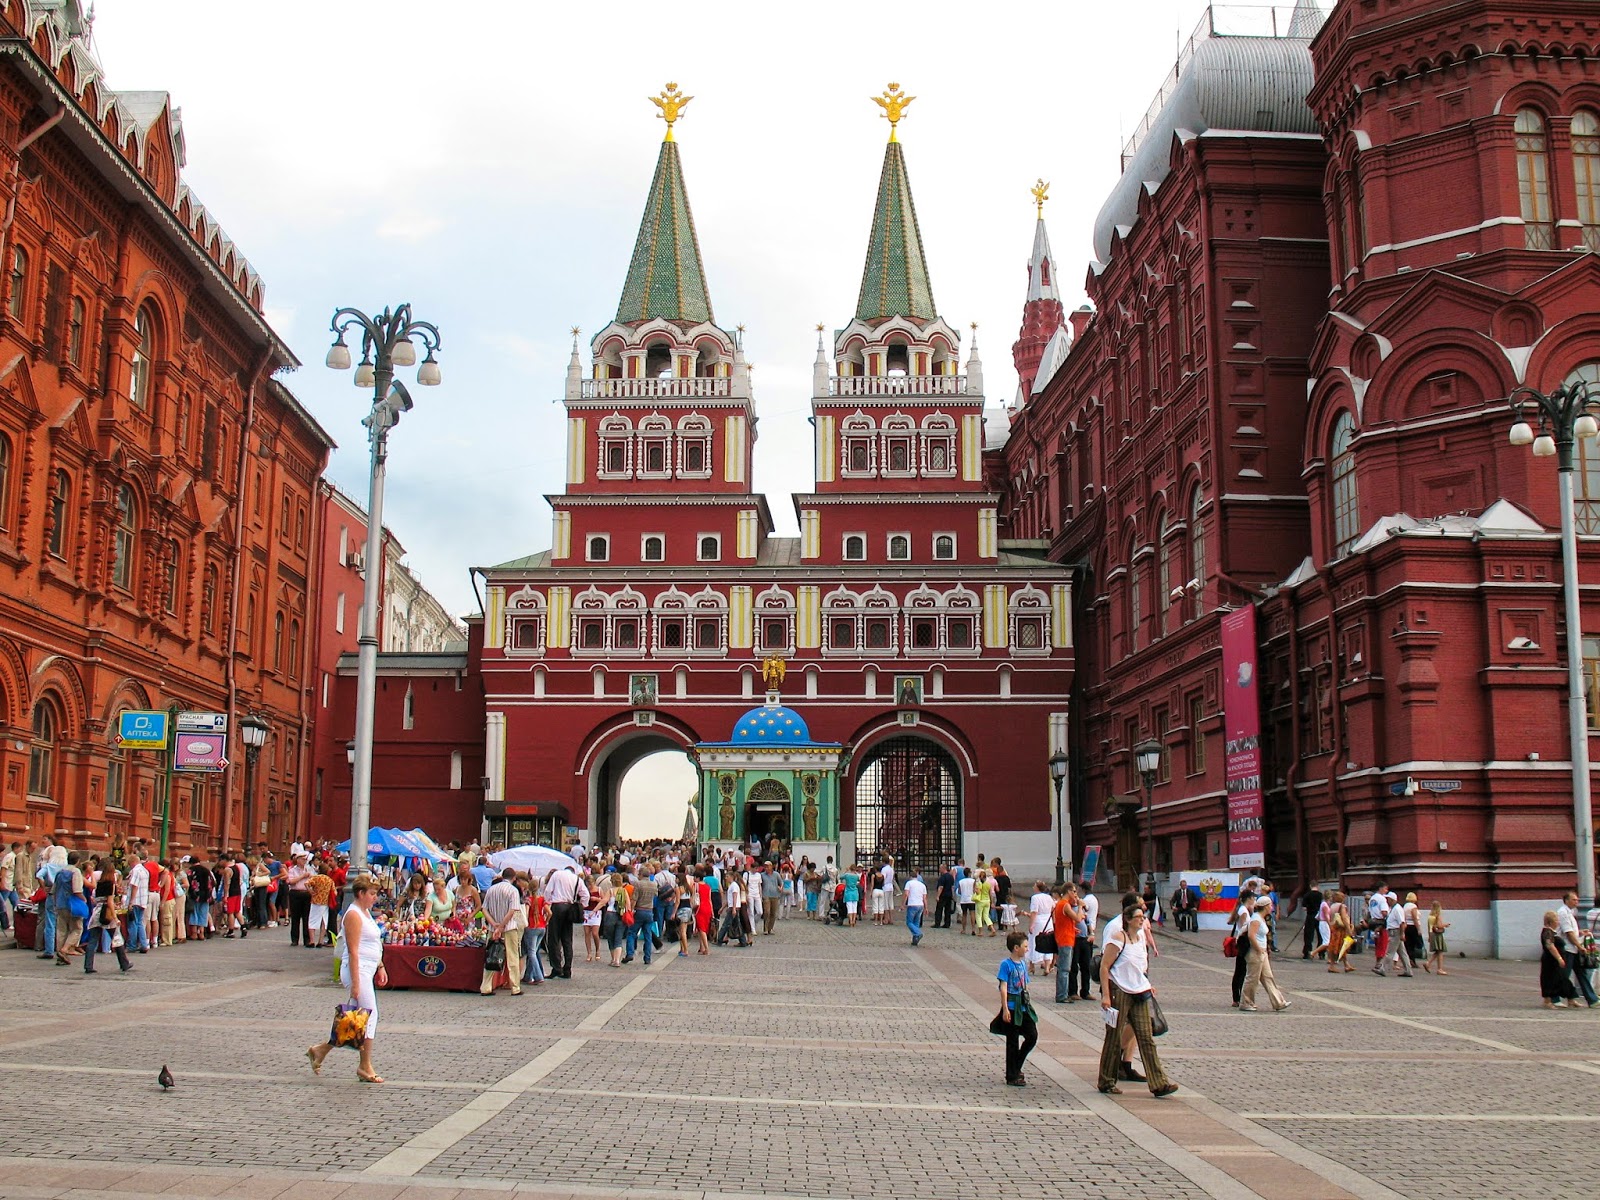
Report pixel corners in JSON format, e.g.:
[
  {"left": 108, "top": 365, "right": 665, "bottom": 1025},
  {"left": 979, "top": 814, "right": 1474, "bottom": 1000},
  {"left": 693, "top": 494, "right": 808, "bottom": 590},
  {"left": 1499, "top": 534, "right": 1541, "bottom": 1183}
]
[{"left": 88, "top": 0, "right": 1314, "bottom": 837}]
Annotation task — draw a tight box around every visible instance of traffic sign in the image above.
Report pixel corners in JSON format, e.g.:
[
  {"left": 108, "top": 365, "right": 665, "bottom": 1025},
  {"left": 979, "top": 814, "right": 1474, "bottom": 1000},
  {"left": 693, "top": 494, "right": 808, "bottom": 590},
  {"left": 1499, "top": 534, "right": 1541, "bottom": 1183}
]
[
  {"left": 176, "top": 711, "right": 228, "bottom": 733},
  {"left": 117, "top": 710, "right": 170, "bottom": 750}
]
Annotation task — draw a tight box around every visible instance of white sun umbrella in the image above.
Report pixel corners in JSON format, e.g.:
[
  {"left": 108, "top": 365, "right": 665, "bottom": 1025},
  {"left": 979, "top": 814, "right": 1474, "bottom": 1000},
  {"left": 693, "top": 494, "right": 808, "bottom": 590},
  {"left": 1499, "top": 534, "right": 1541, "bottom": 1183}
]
[{"left": 487, "top": 844, "right": 580, "bottom": 877}]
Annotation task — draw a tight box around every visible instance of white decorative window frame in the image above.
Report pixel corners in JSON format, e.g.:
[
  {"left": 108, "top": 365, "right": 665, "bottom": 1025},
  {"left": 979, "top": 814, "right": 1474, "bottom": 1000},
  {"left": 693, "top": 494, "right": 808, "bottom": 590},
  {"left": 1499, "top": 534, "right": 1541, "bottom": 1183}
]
[
  {"left": 841, "top": 410, "right": 877, "bottom": 478},
  {"left": 687, "top": 586, "right": 729, "bottom": 656},
  {"left": 586, "top": 534, "right": 610, "bottom": 563},
  {"left": 597, "top": 414, "right": 633, "bottom": 480},
  {"left": 886, "top": 531, "right": 912, "bottom": 561},
  {"left": 641, "top": 533, "right": 666, "bottom": 562},
  {"left": 676, "top": 413, "right": 713, "bottom": 480},
  {"left": 902, "top": 583, "right": 981, "bottom": 657},
  {"left": 697, "top": 533, "right": 721, "bottom": 562},
  {"left": 570, "top": 584, "right": 649, "bottom": 658},
  {"left": 503, "top": 585, "right": 546, "bottom": 657},
  {"left": 932, "top": 531, "right": 957, "bottom": 560},
  {"left": 843, "top": 532, "right": 868, "bottom": 561},
  {"left": 753, "top": 584, "right": 796, "bottom": 657},
  {"left": 637, "top": 413, "right": 673, "bottom": 479},
  {"left": 1008, "top": 584, "right": 1052, "bottom": 656},
  {"left": 880, "top": 413, "right": 917, "bottom": 478}
]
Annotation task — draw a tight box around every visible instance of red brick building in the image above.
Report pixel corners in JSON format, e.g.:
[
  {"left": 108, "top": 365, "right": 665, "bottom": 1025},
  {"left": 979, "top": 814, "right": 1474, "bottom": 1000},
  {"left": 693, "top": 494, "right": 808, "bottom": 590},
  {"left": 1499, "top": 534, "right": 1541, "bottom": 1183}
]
[
  {"left": 1001, "top": 0, "right": 1600, "bottom": 952},
  {"left": 0, "top": 1, "right": 332, "bottom": 854}
]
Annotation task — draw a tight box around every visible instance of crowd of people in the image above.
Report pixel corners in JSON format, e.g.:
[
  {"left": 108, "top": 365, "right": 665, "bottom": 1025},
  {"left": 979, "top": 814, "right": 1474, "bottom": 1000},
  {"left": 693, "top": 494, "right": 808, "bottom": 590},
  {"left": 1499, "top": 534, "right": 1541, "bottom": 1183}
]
[{"left": 5, "top": 832, "right": 1596, "bottom": 1091}]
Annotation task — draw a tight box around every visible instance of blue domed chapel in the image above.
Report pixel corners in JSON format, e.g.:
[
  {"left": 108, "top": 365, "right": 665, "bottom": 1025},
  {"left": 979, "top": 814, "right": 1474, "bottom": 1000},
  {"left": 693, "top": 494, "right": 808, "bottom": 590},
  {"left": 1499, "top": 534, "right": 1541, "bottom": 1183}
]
[{"left": 695, "top": 692, "right": 844, "bottom": 861}]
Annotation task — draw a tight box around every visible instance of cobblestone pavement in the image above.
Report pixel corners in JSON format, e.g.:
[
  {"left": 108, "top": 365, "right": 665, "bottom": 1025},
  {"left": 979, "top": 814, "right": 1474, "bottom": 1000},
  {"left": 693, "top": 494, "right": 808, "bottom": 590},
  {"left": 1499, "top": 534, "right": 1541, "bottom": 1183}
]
[{"left": 2, "top": 911, "right": 1598, "bottom": 1199}]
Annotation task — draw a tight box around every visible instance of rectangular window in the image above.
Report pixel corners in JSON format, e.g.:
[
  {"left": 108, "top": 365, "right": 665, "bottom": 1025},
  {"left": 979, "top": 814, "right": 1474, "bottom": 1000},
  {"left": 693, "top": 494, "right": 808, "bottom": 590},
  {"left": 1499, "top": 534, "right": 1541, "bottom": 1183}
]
[
  {"left": 1155, "top": 708, "right": 1171, "bottom": 784},
  {"left": 912, "top": 619, "right": 936, "bottom": 650},
  {"left": 659, "top": 619, "right": 685, "bottom": 649},
  {"left": 1188, "top": 695, "right": 1206, "bottom": 774},
  {"left": 615, "top": 620, "right": 639, "bottom": 649},
  {"left": 335, "top": 592, "right": 346, "bottom": 634},
  {"left": 761, "top": 618, "right": 787, "bottom": 651},
  {"left": 831, "top": 618, "right": 855, "bottom": 650},
  {"left": 1313, "top": 833, "right": 1340, "bottom": 884},
  {"left": 865, "top": 619, "right": 891, "bottom": 649},
  {"left": 1585, "top": 637, "right": 1600, "bottom": 731},
  {"left": 947, "top": 618, "right": 973, "bottom": 649},
  {"left": 580, "top": 620, "right": 604, "bottom": 649},
  {"left": 450, "top": 751, "right": 462, "bottom": 791},
  {"left": 695, "top": 618, "right": 720, "bottom": 649}
]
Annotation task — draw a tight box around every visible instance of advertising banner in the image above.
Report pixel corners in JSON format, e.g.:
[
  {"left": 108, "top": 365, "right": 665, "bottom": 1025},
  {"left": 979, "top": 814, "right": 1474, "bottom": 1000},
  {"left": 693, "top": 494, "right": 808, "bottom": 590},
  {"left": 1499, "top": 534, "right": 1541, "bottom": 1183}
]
[
  {"left": 1221, "top": 605, "right": 1266, "bottom": 870},
  {"left": 1079, "top": 844, "right": 1102, "bottom": 888},
  {"left": 174, "top": 731, "right": 227, "bottom": 773}
]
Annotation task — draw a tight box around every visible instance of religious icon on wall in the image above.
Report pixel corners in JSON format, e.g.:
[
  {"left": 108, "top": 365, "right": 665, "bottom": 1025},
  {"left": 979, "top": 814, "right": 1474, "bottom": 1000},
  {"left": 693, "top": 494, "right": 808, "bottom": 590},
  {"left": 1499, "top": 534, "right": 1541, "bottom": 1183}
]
[
  {"left": 630, "top": 673, "right": 658, "bottom": 708},
  {"left": 895, "top": 675, "right": 922, "bottom": 707},
  {"left": 801, "top": 773, "right": 820, "bottom": 841},
  {"left": 717, "top": 773, "right": 737, "bottom": 840}
]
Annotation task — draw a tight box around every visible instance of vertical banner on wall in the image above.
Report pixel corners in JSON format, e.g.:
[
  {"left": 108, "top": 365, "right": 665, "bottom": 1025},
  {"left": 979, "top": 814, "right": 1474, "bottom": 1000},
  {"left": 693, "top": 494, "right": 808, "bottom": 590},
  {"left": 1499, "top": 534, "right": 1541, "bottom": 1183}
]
[{"left": 1221, "top": 605, "right": 1266, "bottom": 870}]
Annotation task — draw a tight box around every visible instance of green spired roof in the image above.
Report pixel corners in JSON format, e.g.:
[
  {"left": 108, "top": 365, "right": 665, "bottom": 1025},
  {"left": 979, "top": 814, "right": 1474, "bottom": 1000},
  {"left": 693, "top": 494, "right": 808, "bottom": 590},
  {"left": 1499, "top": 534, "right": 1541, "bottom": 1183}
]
[
  {"left": 854, "top": 140, "right": 937, "bottom": 322},
  {"left": 615, "top": 138, "right": 714, "bottom": 325}
]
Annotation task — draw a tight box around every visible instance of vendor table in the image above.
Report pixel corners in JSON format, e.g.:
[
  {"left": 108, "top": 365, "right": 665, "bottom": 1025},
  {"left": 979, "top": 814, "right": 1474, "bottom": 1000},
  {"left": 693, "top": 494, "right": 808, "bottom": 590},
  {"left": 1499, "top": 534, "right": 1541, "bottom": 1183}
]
[{"left": 378, "top": 943, "right": 489, "bottom": 991}]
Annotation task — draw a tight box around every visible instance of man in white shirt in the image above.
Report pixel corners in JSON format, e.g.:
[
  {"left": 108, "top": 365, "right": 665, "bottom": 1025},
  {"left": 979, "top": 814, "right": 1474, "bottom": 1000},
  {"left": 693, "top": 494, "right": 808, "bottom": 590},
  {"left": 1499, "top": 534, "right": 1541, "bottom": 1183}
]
[
  {"left": 1376, "top": 891, "right": 1412, "bottom": 976},
  {"left": 1081, "top": 890, "right": 1100, "bottom": 941},
  {"left": 903, "top": 869, "right": 928, "bottom": 946},
  {"left": 879, "top": 860, "right": 897, "bottom": 920},
  {"left": 956, "top": 870, "right": 977, "bottom": 934},
  {"left": 1557, "top": 891, "right": 1597, "bottom": 1006},
  {"left": 480, "top": 870, "right": 524, "bottom": 996},
  {"left": 542, "top": 866, "right": 589, "bottom": 979},
  {"left": 124, "top": 858, "right": 151, "bottom": 952}
]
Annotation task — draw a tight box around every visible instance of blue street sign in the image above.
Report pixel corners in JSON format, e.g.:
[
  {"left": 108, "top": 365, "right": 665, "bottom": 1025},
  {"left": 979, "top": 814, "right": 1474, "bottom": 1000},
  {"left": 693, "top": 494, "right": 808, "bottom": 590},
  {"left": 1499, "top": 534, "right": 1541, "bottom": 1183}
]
[{"left": 117, "top": 710, "right": 170, "bottom": 750}]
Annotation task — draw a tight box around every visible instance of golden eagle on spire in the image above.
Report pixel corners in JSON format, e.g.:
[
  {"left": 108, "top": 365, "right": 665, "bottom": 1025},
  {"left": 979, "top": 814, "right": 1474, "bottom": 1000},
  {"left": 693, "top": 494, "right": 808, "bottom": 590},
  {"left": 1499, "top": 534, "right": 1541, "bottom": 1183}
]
[
  {"left": 650, "top": 82, "right": 693, "bottom": 141},
  {"left": 1031, "top": 178, "right": 1050, "bottom": 219},
  {"left": 872, "top": 82, "right": 915, "bottom": 142}
]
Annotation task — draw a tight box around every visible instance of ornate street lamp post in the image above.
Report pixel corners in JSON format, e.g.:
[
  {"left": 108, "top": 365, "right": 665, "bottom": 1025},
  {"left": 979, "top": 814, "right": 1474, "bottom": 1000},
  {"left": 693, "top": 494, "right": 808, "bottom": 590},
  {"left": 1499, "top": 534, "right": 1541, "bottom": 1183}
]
[
  {"left": 1049, "top": 750, "right": 1070, "bottom": 885},
  {"left": 325, "top": 305, "right": 441, "bottom": 875},
  {"left": 1134, "top": 738, "right": 1162, "bottom": 886},
  {"left": 238, "top": 713, "right": 269, "bottom": 849},
  {"left": 1509, "top": 377, "right": 1599, "bottom": 907}
]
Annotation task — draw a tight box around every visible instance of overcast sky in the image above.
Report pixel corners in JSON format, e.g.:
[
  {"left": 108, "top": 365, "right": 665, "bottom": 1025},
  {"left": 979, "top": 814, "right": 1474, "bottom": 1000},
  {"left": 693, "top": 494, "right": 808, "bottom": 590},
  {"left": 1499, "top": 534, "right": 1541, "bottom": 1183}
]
[{"left": 91, "top": 1, "right": 1312, "bottom": 836}]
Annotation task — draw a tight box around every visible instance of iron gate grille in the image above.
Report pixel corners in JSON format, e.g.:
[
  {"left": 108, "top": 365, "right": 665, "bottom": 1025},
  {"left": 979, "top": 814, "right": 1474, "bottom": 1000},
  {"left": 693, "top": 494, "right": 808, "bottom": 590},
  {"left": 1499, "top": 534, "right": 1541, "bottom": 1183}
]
[{"left": 852, "top": 735, "right": 962, "bottom": 876}]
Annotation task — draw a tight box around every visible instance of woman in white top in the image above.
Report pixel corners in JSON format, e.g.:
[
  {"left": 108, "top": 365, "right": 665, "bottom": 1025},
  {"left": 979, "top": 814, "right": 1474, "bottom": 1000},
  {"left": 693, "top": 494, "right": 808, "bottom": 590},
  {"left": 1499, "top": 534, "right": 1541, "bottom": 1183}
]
[
  {"left": 1239, "top": 894, "right": 1290, "bottom": 1012},
  {"left": 306, "top": 874, "right": 388, "bottom": 1083},
  {"left": 1096, "top": 907, "right": 1177, "bottom": 1097}
]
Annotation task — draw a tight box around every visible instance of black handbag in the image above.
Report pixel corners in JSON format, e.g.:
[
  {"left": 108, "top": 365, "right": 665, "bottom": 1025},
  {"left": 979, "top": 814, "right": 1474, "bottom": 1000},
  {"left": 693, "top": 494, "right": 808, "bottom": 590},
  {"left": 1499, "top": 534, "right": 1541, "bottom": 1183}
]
[
  {"left": 1149, "top": 994, "right": 1169, "bottom": 1037},
  {"left": 1035, "top": 917, "right": 1057, "bottom": 956},
  {"left": 483, "top": 937, "right": 507, "bottom": 972}
]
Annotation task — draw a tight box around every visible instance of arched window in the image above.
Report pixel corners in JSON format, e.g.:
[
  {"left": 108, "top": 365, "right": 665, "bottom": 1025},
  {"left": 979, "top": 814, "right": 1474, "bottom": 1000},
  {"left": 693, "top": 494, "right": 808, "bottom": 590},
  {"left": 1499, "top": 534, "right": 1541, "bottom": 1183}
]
[
  {"left": 1189, "top": 490, "right": 1206, "bottom": 621},
  {"left": 27, "top": 699, "right": 56, "bottom": 798},
  {"left": 273, "top": 611, "right": 284, "bottom": 670},
  {"left": 288, "top": 619, "right": 301, "bottom": 678},
  {"left": 1331, "top": 413, "right": 1360, "bottom": 556},
  {"left": 844, "top": 534, "right": 866, "bottom": 561},
  {"left": 106, "top": 715, "right": 127, "bottom": 812},
  {"left": 0, "top": 433, "right": 10, "bottom": 531},
  {"left": 47, "top": 469, "right": 69, "bottom": 557},
  {"left": 130, "top": 303, "right": 156, "bottom": 407},
  {"left": 642, "top": 535, "right": 664, "bottom": 562},
  {"left": 8, "top": 246, "right": 26, "bottom": 321},
  {"left": 66, "top": 296, "right": 84, "bottom": 365},
  {"left": 111, "top": 485, "right": 135, "bottom": 589},
  {"left": 1574, "top": 110, "right": 1600, "bottom": 252},
  {"left": 1515, "top": 108, "right": 1554, "bottom": 248}
]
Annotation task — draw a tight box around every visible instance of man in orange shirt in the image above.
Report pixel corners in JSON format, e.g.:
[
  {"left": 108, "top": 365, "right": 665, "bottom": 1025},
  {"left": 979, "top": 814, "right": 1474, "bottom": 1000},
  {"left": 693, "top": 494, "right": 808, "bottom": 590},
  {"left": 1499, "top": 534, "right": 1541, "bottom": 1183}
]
[{"left": 1053, "top": 884, "right": 1083, "bottom": 1004}]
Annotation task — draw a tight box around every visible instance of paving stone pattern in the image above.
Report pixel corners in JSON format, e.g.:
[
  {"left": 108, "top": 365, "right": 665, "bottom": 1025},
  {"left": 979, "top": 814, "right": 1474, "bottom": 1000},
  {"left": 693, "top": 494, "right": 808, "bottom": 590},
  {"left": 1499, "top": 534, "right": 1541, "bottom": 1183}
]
[{"left": 4, "top": 912, "right": 1600, "bottom": 1199}]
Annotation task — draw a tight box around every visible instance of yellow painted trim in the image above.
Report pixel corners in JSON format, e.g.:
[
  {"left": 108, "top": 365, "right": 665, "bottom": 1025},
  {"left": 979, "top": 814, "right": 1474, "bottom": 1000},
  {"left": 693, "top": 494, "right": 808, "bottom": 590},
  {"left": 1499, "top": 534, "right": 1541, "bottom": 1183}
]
[
  {"left": 1053, "top": 583, "right": 1073, "bottom": 648},
  {"left": 817, "top": 414, "right": 836, "bottom": 483},
  {"left": 801, "top": 510, "right": 820, "bottom": 559},
  {"left": 724, "top": 415, "right": 746, "bottom": 483},
  {"left": 547, "top": 587, "right": 571, "bottom": 648},
  {"left": 553, "top": 512, "right": 572, "bottom": 561},
  {"left": 984, "top": 584, "right": 1009, "bottom": 648},
  {"left": 962, "top": 413, "right": 982, "bottom": 481},
  {"left": 978, "top": 509, "right": 998, "bottom": 558},
  {"left": 730, "top": 585, "right": 753, "bottom": 648},
  {"left": 485, "top": 586, "right": 504, "bottom": 649},
  {"left": 797, "top": 585, "right": 820, "bottom": 648},
  {"left": 567, "top": 417, "right": 586, "bottom": 485}
]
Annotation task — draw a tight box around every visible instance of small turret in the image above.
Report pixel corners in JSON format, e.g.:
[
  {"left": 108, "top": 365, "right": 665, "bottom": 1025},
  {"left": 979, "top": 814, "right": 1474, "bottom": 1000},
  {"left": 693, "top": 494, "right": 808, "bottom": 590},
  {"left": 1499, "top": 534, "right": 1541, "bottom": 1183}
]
[{"left": 1012, "top": 179, "right": 1067, "bottom": 397}]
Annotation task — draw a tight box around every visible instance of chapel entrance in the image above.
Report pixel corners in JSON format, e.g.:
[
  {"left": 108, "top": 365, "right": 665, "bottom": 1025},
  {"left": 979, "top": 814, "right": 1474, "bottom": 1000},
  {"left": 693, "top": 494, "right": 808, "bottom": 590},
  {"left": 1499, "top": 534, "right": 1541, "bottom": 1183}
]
[
  {"left": 851, "top": 735, "right": 961, "bottom": 876},
  {"left": 743, "top": 777, "right": 791, "bottom": 852}
]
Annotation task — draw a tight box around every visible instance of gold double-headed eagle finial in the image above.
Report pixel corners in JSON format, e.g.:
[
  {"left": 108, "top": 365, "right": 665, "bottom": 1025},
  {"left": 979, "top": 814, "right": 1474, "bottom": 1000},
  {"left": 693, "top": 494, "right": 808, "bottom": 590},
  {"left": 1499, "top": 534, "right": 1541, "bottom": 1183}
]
[
  {"left": 1031, "top": 178, "right": 1050, "bottom": 219},
  {"left": 650, "top": 82, "right": 693, "bottom": 142},
  {"left": 872, "top": 82, "right": 915, "bottom": 143}
]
